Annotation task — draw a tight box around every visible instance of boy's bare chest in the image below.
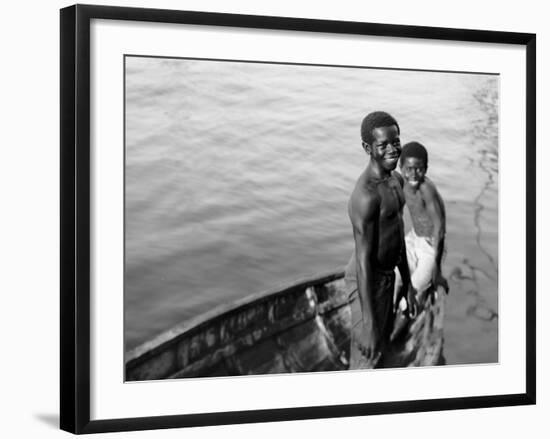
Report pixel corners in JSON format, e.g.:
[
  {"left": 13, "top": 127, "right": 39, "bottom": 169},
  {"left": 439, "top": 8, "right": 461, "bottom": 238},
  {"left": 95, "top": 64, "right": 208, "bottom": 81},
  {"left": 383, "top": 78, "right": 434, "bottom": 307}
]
[
  {"left": 378, "top": 180, "right": 404, "bottom": 219},
  {"left": 404, "top": 188, "right": 427, "bottom": 213}
]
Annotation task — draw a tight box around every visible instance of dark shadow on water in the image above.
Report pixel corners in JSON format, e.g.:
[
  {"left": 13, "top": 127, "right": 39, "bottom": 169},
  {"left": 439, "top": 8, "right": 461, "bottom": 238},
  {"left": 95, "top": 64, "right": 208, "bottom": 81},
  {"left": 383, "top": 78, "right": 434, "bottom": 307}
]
[{"left": 34, "top": 413, "right": 59, "bottom": 429}]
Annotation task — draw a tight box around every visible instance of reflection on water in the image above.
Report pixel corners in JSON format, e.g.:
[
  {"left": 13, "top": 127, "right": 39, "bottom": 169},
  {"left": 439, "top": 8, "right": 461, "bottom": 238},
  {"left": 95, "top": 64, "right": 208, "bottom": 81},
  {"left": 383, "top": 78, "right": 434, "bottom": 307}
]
[
  {"left": 125, "top": 57, "right": 499, "bottom": 365},
  {"left": 439, "top": 80, "right": 499, "bottom": 364}
]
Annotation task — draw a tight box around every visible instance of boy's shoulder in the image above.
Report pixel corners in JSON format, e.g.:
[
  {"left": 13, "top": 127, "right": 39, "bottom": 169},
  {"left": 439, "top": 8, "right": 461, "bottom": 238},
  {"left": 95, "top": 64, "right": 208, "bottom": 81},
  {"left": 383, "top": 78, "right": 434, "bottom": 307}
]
[
  {"left": 392, "top": 170, "right": 404, "bottom": 187},
  {"left": 350, "top": 181, "right": 380, "bottom": 208},
  {"left": 419, "top": 177, "right": 443, "bottom": 203},
  {"left": 348, "top": 177, "right": 382, "bottom": 220}
]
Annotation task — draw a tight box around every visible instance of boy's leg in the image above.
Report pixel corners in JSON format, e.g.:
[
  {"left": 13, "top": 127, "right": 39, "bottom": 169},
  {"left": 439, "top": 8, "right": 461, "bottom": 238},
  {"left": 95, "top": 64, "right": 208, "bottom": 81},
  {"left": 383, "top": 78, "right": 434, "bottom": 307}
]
[
  {"left": 410, "top": 235, "right": 437, "bottom": 298},
  {"left": 405, "top": 231, "right": 418, "bottom": 273}
]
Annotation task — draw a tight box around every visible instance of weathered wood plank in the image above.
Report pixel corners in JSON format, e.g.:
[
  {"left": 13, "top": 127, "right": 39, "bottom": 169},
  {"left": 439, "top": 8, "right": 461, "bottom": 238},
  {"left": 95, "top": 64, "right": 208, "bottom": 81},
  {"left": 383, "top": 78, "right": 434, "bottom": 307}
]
[
  {"left": 320, "top": 305, "right": 351, "bottom": 364},
  {"left": 278, "top": 316, "right": 345, "bottom": 372},
  {"left": 232, "top": 339, "right": 289, "bottom": 375},
  {"left": 313, "top": 279, "right": 348, "bottom": 313},
  {"left": 126, "top": 348, "right": 177, "bottom": 381}
]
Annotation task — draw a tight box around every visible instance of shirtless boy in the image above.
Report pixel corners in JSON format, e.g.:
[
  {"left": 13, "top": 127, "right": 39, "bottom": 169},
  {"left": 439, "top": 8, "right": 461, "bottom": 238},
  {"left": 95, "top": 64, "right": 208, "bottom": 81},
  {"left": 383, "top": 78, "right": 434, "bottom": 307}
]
[
  {"left": 345, "top": 111, "right": 417, "bottom": 368},
  {"left": 398, "top": 141, "right": 448, "bottom": 304}
]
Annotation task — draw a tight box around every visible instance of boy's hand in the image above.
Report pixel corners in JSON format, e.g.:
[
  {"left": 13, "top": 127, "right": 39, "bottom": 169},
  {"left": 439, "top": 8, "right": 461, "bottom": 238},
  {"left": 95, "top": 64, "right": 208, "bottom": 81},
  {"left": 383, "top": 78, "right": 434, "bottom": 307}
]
[
  {"left": 432, "top": 270, "right": 449, "bottom": 295},
  {"left": 394, "top": 284, "right": 407, "bottom": 314},
  {"left": 359, "top": 320, "right": 380, "bottom": 362},
  {"left": 406, "top": 286, "right": 419, "bottom": 318}
]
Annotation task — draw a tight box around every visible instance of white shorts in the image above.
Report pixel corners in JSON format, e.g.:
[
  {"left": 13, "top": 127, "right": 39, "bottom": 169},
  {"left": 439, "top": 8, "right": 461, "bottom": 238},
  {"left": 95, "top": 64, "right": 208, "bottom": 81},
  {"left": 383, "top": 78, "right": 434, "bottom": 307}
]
[{"left": 395, "top": 228, "right": 437, "bottom": 298}]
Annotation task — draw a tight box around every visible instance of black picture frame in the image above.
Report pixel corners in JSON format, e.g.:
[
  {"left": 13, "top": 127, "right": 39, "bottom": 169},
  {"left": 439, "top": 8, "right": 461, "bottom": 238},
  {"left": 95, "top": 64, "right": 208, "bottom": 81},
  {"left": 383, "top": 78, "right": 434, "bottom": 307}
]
[{"left": 60, "top": 3, "right": 536, "bottom": 434}]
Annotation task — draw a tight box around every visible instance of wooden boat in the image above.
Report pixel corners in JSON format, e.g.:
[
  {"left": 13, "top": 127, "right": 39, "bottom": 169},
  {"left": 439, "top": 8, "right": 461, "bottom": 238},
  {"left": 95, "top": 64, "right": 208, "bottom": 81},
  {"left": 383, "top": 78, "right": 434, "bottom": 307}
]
[{"left": 125, "top": 269, "right": 445, "bottom": 381}]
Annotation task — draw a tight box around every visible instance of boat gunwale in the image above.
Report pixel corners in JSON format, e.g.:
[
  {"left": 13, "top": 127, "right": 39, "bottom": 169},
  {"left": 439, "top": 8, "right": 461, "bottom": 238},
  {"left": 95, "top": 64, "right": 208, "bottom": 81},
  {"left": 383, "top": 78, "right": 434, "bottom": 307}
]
[{"left": 125, "top": 267, "right": 347, "bottom": 368}]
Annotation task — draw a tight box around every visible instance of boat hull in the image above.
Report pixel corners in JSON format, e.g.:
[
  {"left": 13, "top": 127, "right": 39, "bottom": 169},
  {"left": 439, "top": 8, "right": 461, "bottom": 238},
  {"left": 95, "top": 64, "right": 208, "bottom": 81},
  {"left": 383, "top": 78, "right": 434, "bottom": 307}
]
[{"left": 126, "top": 270, "right": 444, "bottom": 381}]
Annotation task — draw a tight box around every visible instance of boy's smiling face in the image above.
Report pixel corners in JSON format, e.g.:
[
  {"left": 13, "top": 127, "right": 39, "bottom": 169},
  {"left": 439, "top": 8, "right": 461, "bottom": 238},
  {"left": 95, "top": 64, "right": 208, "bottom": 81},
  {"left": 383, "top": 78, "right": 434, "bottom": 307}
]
[
  {"left": 365, "top": 125, "right": 402, "bottom": 171},
  {"left": 400, "top": 156, "right": 427, "bottom": 187}
]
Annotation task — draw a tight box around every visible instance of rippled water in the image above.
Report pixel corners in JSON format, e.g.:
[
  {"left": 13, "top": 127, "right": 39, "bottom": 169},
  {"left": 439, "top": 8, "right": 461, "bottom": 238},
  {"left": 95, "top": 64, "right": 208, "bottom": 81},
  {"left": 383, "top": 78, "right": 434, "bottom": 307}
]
[{"left": 125, "top": 57, "right": 498, "bottom": 365}]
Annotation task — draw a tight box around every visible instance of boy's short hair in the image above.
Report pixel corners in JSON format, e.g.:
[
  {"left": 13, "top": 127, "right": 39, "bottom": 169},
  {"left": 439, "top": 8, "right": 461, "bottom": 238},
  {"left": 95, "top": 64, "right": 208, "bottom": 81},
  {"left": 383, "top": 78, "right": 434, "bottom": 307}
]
[
  {"left": 400, "top": 141, "right": 428, "bottom": 167},
  {"left": 360, "top": 111, "right": 400, "bottom": 145}
]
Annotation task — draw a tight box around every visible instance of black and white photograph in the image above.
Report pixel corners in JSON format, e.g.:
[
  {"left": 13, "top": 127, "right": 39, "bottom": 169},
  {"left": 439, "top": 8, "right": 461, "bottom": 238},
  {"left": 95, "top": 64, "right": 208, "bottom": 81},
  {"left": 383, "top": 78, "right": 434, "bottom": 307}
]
[{"left": 124, "top": 56, "right": 499, "bottom": 380}]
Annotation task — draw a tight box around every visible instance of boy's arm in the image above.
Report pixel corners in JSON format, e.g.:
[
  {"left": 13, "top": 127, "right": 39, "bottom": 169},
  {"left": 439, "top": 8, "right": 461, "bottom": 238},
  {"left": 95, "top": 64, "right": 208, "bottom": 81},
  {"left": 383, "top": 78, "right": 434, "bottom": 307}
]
[
  {"left": 349, "top": 191, "right": 380, "bottom": 357},
  {"left": 394, "top": 171, "right": 419, "bottom": 315},
  {"left": 397, "top": 239, "right": 419, "bottom": 316},
  {"left": 422, "top": 183, "right": 449, "bottom": 293}
]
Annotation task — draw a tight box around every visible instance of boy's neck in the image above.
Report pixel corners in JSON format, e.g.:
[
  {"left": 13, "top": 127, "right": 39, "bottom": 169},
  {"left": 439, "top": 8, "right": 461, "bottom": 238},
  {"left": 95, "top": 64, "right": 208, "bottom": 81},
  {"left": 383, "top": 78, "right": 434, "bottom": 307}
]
[{"left": 366, "top": 160, "right": 392, "bottom": 181}]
